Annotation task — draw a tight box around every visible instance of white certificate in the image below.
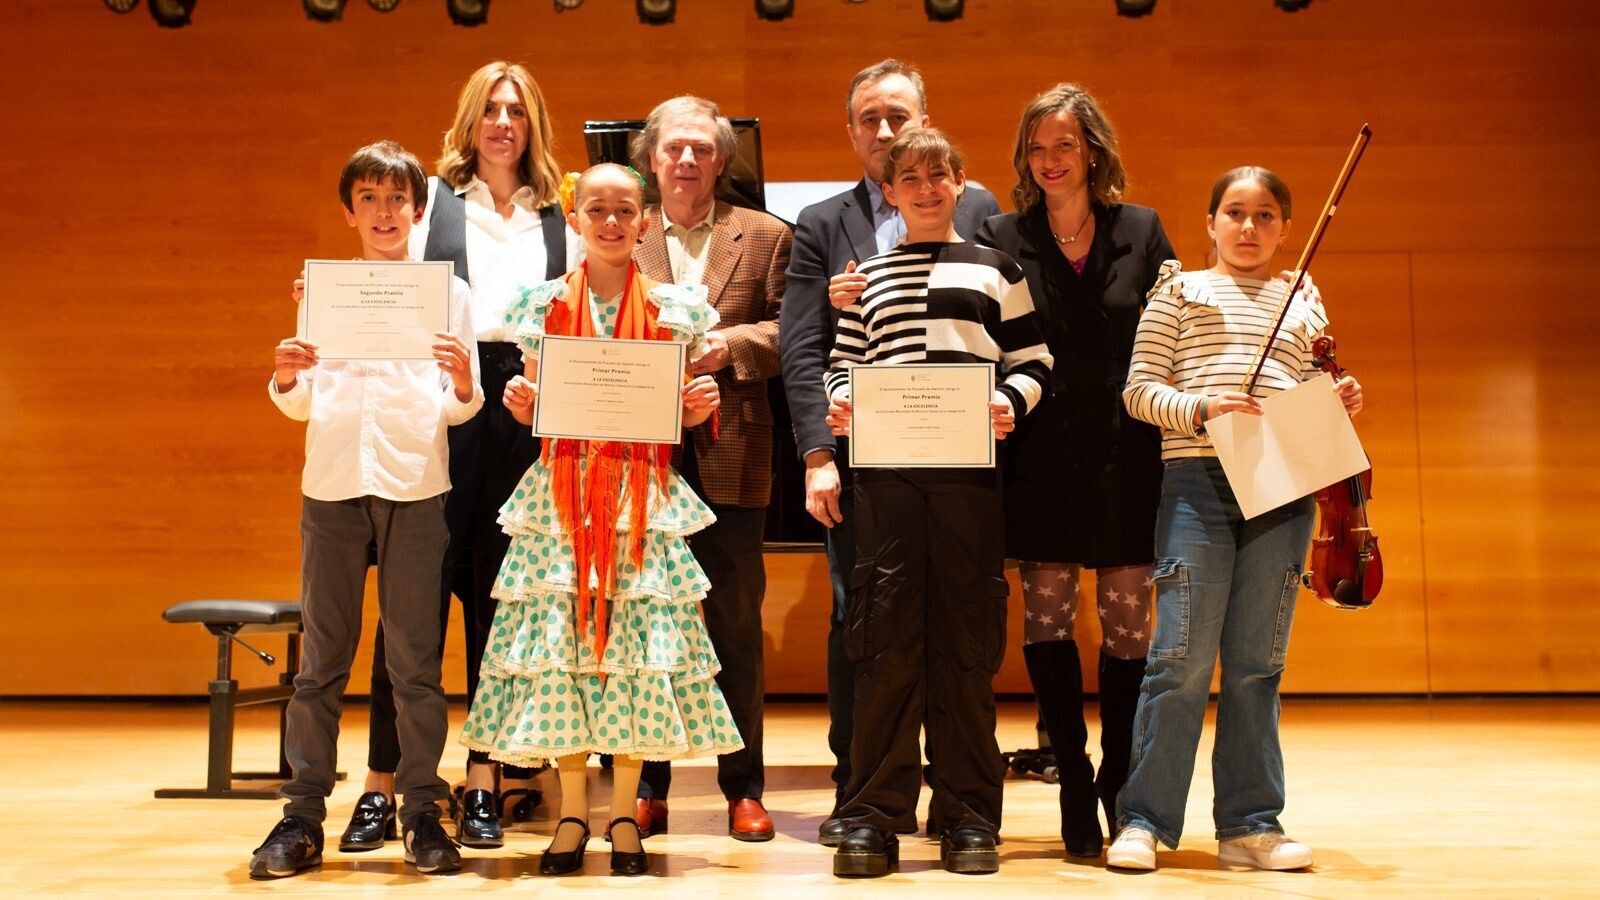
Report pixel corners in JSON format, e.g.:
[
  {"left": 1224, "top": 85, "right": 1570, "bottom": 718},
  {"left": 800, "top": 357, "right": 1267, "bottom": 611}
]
[
  {"left": 301, "top": 259, "right": 453, "bottom": 360},
  {"left": 848, "top": 363, "right": 995, "bottom": 468},
  {"left": 533, "top": 335, "right": 687, "bottom": 444},
  {"left": 1208, "top": 372, "right": 1370, "bottom": 519}
]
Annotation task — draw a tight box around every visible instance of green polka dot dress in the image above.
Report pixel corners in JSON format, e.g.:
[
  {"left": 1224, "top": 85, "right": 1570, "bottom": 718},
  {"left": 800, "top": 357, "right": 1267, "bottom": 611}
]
[{"left": 460, "top": 277, "right": 743, "bottom": 766}]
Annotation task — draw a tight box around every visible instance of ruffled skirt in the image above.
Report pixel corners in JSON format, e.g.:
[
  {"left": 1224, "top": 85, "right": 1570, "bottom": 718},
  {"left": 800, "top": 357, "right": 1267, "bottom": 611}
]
[{"left": 460, "top": 458, "right": 745, "bottom": 765}]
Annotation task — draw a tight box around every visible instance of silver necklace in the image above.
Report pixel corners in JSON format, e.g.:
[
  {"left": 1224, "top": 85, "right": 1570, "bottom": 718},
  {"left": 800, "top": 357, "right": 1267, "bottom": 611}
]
[{"left": 1050, "top": 207, "right": 1093, "bottom": 245}]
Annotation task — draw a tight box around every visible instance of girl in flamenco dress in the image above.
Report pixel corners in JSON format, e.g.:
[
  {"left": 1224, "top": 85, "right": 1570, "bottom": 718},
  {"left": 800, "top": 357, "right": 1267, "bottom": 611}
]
[{"left": 461, "top": 163, "right": 743, "bottom": 876}]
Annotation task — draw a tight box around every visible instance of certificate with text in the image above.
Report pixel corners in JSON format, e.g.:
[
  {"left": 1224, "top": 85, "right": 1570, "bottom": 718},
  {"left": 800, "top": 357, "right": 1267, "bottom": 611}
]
[
  {"left": 533, "top": 336, "right": 686, "bottom": 444},
  {"left": 301, "top": 259, "right": 453, "bottom": 360},
  {"left": 1208, "top": 372, "right": 1370, "bottom": 519},
  {"left": 848, "top": 363, "right": 996, "bottom": 468}
]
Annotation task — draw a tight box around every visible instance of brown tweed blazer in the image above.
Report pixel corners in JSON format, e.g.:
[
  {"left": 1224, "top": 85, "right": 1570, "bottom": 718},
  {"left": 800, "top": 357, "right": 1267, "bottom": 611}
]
[{"left": 635, "top": 201, "right": 791, "bottom": 509}]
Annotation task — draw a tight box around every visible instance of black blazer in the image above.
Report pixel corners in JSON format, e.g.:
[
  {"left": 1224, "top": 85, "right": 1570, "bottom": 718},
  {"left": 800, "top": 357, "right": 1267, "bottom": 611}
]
[
  {"left": 779, "top": 179, "right": 1001, "bottom": 462},
  {"left": 975, "top": 203, "right": 1173, "bottom": 566}
]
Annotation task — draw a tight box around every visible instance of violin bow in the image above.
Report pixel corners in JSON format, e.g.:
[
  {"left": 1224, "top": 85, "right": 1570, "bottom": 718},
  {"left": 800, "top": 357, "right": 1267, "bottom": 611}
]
[{"left": 1241, "top": 124, "right": 1373, "bottom": 395}]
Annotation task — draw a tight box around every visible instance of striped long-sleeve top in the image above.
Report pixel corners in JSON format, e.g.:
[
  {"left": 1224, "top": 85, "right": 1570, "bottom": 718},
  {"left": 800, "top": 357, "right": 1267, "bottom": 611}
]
[
  {"left": 825, "top": 241, "right": 1053, "bottom": 417},
  {"left": 1123, "top": 260, "right": 1329, "bottom": 460}
]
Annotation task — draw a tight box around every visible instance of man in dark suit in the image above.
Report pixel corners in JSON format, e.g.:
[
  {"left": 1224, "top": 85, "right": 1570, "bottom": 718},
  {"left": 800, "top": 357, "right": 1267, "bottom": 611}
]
[
  {"left": 777, "top": 59, "right": 1002, "bottom": 845},
  {"left": 630, "top": 95, "right": 792, "bottom": 842}
]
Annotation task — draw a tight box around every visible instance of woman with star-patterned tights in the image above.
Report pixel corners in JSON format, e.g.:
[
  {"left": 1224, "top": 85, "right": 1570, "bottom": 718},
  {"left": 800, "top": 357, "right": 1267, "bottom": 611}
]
[{"left": 972, "top": 84, "right": 1171, "bottom": 859}]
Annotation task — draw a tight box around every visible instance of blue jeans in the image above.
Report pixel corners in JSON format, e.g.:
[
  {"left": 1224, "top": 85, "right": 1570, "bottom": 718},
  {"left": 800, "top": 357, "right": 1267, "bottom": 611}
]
[{"left": 1115, "top": 457, "right": 1314, "bottom": 848}]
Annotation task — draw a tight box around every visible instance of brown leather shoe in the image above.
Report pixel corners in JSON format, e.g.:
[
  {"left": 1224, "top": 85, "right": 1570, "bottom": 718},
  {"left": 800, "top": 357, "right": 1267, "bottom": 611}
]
[
  {"left": 634, "top": 798, "right": 668, "bottom": 838},
  {"left": 728, "top": 799, "right": 775, "bottom": 842}
]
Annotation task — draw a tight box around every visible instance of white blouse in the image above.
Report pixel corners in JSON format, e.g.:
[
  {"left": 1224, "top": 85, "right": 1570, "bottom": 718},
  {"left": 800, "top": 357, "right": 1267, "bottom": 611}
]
[{"left": 408, "top": 176, "right": 581, "bottom": 343}]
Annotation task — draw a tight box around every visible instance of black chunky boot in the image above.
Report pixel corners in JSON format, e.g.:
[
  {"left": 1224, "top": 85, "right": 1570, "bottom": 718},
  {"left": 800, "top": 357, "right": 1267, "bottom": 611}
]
[
  {"left": 1097, "top": 651, "right": 1147, "bottom": 830},
  {"left": 1022, "top": 640, "right": 1103, "bottom": 858}
]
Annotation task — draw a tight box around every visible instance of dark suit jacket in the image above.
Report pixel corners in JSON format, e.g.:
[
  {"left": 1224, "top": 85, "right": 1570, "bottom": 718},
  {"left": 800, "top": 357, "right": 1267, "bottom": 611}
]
[
  {"left": 635, "top": 200, "right": 792, "bottom": 509},
  {"left": 779, "top": 179, "right": 1002, "bottom": 461},
  {"left": 975, "top": 202, "right": 1172, "bottom": 566}
]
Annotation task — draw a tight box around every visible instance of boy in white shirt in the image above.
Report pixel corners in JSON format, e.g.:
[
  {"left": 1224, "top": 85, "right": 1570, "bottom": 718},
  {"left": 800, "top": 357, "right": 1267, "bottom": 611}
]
[{"left": 251, "top": 141, "right": 483, "bottom": 879}]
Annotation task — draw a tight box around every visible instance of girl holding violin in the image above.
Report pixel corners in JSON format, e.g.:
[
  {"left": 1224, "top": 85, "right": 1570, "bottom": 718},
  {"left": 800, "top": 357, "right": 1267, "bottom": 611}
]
[{"left": 1109, "top": 166, "right": 1362, "bottom": 872}]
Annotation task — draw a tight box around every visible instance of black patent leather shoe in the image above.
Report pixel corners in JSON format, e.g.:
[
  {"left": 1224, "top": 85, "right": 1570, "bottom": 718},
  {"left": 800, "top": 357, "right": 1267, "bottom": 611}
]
[
  {"left": 833, "top": 826, "right": 898, "bottom": 878},
  {"left": 539, "top": 817, "right": 591, "bottom": 876},
  {"left": 249, "top": 815, "right": 323, "bottom": 879},
  {"left": 607, "top": 817, "right": 650, "bottom": 876},
  {"left": 939, "top": 827, "right": 999, "bottom": 874},
  {"left": 404, "top": 813, "right": 461, "bottom": 874},
  {"left": 455, "top": 788, "right": 504, "bottom": 848},
  {"left": 338, "top": 792, "right": 396, "bottom": 852},
  {"left": 818, "top": 816, "right": 849, "bottom": 847}
]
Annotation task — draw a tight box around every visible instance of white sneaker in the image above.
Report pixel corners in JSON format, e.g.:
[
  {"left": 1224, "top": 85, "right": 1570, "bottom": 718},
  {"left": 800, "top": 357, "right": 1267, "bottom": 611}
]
[
  {"left": 1106, "top": 826, "right": 1157, "bottom": 870},
  {"left": 1218, "top": 832, "right": 1313, "bottom": 870}
]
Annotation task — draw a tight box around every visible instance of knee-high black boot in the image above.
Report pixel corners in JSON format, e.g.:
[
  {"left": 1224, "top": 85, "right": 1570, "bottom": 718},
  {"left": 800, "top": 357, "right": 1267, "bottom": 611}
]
[
  {"left": 1096, "top": 652, "right": 1147, "bottom": 829},
  {"left": 1022, "top": 641, "right": 1102, "bottom": 857}
]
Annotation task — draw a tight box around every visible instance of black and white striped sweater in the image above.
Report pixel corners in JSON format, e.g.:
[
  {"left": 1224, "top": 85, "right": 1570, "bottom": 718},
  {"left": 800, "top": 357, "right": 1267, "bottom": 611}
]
[{"left": 825, "top": 241, "right": 1053, "bottom": 416}]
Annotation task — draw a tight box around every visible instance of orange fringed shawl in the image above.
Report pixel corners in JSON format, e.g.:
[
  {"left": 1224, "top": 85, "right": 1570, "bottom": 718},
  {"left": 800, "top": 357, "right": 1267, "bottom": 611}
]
[{"left": 541, "top": 262, "right": 675, "bottom": 667}]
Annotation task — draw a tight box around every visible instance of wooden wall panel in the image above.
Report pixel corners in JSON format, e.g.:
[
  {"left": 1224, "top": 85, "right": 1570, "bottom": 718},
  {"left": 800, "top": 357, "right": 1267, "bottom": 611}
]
[
  {"left": 1279, "top": 252, "right": 1431, "bottom": 694},
  {"left": 1412, "top": 250, "right": 1600, "bottom": 691},
  {"left": 2, "top": 0, "right": 1597, "bottom": 696}
]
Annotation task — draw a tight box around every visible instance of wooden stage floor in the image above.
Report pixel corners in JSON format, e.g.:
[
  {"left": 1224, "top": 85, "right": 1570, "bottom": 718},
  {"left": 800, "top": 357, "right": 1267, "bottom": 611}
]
[{"left": 2, "top": 698, "right": 1595, "bottom": 896}]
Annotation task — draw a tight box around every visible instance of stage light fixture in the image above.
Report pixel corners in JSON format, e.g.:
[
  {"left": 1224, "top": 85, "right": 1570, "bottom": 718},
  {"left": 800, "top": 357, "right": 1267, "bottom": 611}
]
[
  {"left": 924, "top": 0, "right": 962, "bottom": 21},
  {"left": 447, "top": 0, "right": 489, "bottom": 26},
  {"left": 637, "top": 0, "right": 675, "bottom": 24},
  {"left": 103, "top": 0, "right": 140, "bottom": 13},
  {"left": 304, "top": 0, "right": 347, "bottom": 22},
  {"left": 1114, "top": 0, "right": 1156, "bottom": 16},
  {"left": 554, "top": 0, "right": 584, "bottom": 10},
  {"left": 368, "top": 0, "right": 401, "bottom": 11},
  {"left": 148, "top": 0, "right": 196, "bottom": 27},
  {"left": 756, "top": 0, "right": 793, "bottom": 21},
  {"left": 1274, "top": 0, "right": 1313, "bottom": 9}
]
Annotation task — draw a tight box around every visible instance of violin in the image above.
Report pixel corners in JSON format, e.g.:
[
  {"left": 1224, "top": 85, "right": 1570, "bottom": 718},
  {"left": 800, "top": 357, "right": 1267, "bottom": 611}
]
[
  {"left": 1305, "top": 335, "right": 1382, "bottom": 609},
  {"left": 1237, "top": 124, "right": 1380, "bottom": 609}
]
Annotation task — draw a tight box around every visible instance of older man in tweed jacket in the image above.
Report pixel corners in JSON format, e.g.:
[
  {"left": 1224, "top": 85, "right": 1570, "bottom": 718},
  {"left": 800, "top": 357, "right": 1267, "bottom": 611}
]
[{"left": 630, "top": 95, "right": 791, "bottom": 841}]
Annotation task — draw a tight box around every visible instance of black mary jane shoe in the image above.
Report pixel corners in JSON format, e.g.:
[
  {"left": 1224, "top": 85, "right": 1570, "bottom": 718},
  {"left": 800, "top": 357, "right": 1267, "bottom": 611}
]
[
  {"left": 455, "top": 788, "right": 504, "bottom": 849},
  {"left": 939, "top": 826, "right": 1000, "bottom": 874},
  {"left": 339, "top": 791, "right": 396, "bottom": 852},
  {"left": 607, "top": 817, "right": 650, "bottom": 876},
  {"left": 833, "top": 826, "right": 898, "bottom": 878},
  {"left": 539, "top": 817, "right": 591, "bottom": 876}
]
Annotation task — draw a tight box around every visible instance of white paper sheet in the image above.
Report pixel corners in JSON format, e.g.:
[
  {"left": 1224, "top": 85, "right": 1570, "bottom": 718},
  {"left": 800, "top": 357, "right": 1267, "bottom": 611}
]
[
  {"left": 1207, "top": 372, "right": 1369, "bottom": 519},
  {"left": 533, "top": 335, "right": 686, "bottom": 444},
  {"left": 301, "top": 259, "right": 453, "bottom": 360},
  {"left": 848, "top": 363, "right": 995, "bottom": 468}
]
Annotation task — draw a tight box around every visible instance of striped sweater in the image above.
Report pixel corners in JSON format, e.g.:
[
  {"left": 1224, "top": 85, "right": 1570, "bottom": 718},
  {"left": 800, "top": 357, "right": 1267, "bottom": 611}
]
[
  {"left": 825, "top": 241, "right": 1053, "bottom": 417},
  {"left": 1123, "top": 261, "right": 1329, "bottom": 460}
]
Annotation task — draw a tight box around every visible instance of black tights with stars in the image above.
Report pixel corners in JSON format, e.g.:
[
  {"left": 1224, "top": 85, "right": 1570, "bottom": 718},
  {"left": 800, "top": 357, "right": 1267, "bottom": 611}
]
[{"left": 1018, "top": 562, "right": 1153, "bottom": 659}]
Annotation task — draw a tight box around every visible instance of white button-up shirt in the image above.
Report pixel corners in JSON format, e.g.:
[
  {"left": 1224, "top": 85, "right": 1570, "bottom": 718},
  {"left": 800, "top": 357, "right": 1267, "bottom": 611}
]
[
  {"left": 269, "top": 277, "right": 483, "bottom": 502},
  {"left": 408, "top": 176, "right": 581, "bottom": 342},
  {"left": 660, "top": 203, "right": 716, "bottom": 286}
]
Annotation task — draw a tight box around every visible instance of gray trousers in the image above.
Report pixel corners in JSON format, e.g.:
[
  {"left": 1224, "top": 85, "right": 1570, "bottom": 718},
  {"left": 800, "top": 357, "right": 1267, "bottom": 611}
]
[{"left": 281, "top": 494, "right": 451, "bottom": 828}]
